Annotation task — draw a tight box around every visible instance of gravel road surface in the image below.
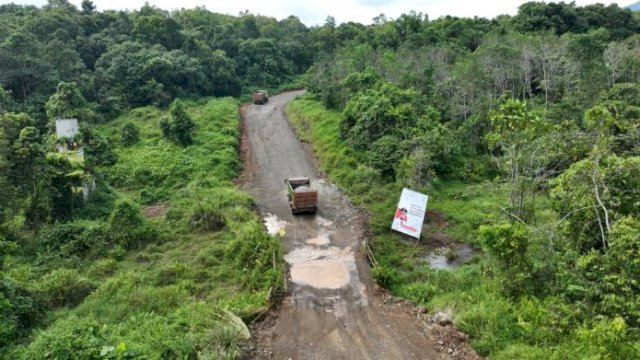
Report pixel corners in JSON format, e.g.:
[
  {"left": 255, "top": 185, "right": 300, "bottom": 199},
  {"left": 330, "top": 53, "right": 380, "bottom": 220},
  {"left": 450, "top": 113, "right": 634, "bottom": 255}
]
[{"left": 241, "top": 91, "right": 439, "bottom": 360}]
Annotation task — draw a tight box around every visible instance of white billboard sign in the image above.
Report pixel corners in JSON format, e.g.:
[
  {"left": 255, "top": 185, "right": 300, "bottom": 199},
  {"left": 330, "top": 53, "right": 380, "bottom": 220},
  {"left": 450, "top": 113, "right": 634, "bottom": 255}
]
[{"left": 391, "top": 188, "right": 428, "bottom": 239}]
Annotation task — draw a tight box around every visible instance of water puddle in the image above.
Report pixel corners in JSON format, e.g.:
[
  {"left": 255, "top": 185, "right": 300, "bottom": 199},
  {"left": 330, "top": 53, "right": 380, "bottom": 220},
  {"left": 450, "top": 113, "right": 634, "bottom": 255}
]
[
  {"left": 290, "top": 259, "right": 350, "bottom": 289},
  {"left": 264, "top": 213, "right": 287, "bottom": 236},
  {"left": 425, "top": 244, "right": 476, "bottom": 270},
  {"left": 315, "top": 216, "right": 334, "bottom": 228},
  {"left": 284, "top": 246, "right": 355, "bottom": 289},
  {"left": 306, "top": 233, "right": 331, "bottom": 246}
]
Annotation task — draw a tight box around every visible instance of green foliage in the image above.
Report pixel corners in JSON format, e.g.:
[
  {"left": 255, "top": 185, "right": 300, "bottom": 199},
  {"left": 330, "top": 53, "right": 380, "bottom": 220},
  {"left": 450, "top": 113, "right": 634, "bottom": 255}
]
[
  {"left": 478, "top": 222, "right": 533, "bottom": 297},
  {"left": 340, "top": 79, "right": 433, "bottom": 178},
  {"left": 45, "top": 81, "right": 95, "bottom": 122},
  {"left": 36, "top": 268, "right": 95, "bottom": 308},
  {"left": 108, "top": 200, "right": 157, "bottom": 249},
  {"left": 551, "top": 155, "right": 640, "bottom": 252},
  {"left": 572, "top": 217, "right": 640, "bottom": 326},
  {"left": 159, "top": 99, "right": 195, "bottom": 146},
  {"left": 455, "top": 295, "right": 521, "bottom": 355},
  {"left": 36, "top": 221, "right": 111, "bottom": 258},
  {"left": 0, "top": 86, "right": 13, "bottom": 113},
  {"left": 13, "top": 126, "right": 50, "bottom": 230},
  {"left": 108, "top": 200, "right": 143, "bottom": 229},
  {"left": 479, "top": 222, "right": 529, "bottom": 267},
  {"left": 224, "top": 222, "right": 282, "bottom": 292},
  {"left": 341, "top": 80, "right": 416, "bottom": 150},
  {"left": 169, "top": 99, "right": 195, "bottom": 146},
  {"left": 487, "top": 98, "right": 549, "bottom": 221},
  {"left": 0, "top": 278, "right": 42, "bottom": 348},
  {"left": 80, "top": 125, "right": 117, "bottom": 168},
  {"left": 20, "top": 302, "right": 250, "bottom": 359},
  {"left": 2, "top": 97, "right": 282, "bottom": 357},
  {"left": 2, "top": 1, "right": 640, "bottom": 357},
  {"left": 119, "top": 122, "right": 139, "bottom": 147},
  {"left": 372, "top": 266, "right": 400, "bottom": 288},
  {"left": 18, "top": 315, "right": 125, "bottom": 359},
  {"left": 285, "top": 96, "right": 638, "bottom": 359},
  {"left": 572, "top": 317, "right": 639, "bottom": 359},
  {"left": 188, "top": 204, "right": 225, "bottom": 232},
  {"left": 0, "top": 236, "right": 15, "bottom": 269}
]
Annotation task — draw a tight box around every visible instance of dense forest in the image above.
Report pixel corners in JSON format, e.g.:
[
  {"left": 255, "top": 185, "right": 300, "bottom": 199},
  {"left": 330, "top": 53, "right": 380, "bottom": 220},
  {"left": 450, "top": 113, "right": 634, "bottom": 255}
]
[{"left": 1, "top": 0, "right": 639, "bottom": 358}]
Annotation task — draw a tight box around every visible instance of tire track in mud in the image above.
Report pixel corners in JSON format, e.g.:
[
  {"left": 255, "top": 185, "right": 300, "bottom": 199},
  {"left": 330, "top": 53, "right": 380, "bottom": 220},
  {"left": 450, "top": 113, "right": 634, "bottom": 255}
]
[{"left": 240, "top": 91, "right": 455, "bottom": 360}]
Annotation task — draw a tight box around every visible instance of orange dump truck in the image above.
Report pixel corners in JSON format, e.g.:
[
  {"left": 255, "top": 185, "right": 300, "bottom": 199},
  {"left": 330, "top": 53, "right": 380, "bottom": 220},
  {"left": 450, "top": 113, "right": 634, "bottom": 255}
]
[{"left": 285, "top": 177, "right": 318, "bottom": 215}]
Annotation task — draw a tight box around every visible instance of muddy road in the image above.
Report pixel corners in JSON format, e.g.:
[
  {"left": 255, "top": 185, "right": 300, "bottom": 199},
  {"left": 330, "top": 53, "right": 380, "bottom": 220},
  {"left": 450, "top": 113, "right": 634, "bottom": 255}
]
[{"left": 241, "top": 91, "right": 439, "bottom": 360}]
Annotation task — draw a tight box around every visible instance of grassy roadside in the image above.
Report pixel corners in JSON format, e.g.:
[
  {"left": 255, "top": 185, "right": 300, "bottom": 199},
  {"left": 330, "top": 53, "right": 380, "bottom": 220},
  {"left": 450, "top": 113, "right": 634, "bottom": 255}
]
[
  {"left": 4, "top": 98, "right": 283, "bottom": 359},
  {"left": 285, "top": 94, "right": 635, "bottom": 359}
]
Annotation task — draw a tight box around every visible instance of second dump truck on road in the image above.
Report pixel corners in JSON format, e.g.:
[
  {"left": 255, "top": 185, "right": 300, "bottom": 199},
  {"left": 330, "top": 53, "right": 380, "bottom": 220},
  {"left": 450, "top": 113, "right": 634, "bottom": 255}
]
[
  {"left": 253, "top": 90, "right": 269, "bottom": 105},
  {"left": 285, "top": 177, "right": 318, "bottom": 215}
]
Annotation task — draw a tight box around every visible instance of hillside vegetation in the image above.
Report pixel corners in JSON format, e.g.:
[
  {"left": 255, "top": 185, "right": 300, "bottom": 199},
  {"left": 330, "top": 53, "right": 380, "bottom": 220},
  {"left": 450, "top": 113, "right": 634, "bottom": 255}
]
[
  {"left": 1, "top": 98, "right": 282, "bottom": 358},
  {"left": 1, "top": 0, "right": 640, "bottom": 358},
  {"left": 287, "top": 2, "right": 640, "bottom": 358}
]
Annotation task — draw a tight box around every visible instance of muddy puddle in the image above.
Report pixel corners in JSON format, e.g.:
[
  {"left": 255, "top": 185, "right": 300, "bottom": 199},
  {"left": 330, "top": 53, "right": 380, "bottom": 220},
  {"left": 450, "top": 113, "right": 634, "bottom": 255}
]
[
  {"left": 305, "top": 231, "right": 331, "bottom": 246},
  {"left": 284, "top": 246, "right": 356, "bottom": 290},
  {"left": 424, "top": 244, "right": 477, "bottom": 270}
]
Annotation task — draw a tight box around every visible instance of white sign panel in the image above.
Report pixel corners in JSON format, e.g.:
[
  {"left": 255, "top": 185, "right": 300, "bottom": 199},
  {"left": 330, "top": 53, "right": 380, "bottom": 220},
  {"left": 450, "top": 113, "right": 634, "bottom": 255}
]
[{"left": 391, "top": 188, "right": 428, "bottom": 239}]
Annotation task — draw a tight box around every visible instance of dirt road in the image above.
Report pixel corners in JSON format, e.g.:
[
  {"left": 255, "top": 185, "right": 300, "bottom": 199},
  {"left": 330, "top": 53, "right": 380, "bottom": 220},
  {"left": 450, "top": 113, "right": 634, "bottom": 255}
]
[{"left": 241, "top": 91, "right": 440, "bottom": 360}]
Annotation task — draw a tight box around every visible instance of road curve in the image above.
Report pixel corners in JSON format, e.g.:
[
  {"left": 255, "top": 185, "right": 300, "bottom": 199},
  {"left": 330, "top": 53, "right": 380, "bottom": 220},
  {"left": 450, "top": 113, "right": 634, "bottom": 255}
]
[{"left": 241, "top": 91, "right": 438, "bottom": 360}]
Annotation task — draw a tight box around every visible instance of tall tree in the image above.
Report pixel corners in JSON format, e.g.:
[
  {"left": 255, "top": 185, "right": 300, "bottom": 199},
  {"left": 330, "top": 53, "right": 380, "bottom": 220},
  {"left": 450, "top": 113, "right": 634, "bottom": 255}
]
[
  {"left": 13, "top": 126, "right": 50, "bottom": 230},
  {"left": 487, "top": 98, "right": 548, "bottom": 221}
]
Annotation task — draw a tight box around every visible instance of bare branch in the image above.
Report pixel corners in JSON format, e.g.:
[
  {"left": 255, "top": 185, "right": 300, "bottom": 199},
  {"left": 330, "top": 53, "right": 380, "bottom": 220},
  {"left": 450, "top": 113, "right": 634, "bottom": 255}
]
[
  {"left": 555, "top": 205, "right": 596, "bottom": 227},
  {"left": 500, "top": 206, "right": 531, "bottom": 228}
]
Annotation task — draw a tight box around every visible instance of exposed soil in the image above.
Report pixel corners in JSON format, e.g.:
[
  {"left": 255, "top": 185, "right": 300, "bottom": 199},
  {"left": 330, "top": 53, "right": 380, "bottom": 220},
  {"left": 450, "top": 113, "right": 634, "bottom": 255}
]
[
  {"left": 239, "top": 91, "right": 481, "bottom": 359},
  {"left": 143, "top": 204, "right": 168, "bottom": 219},
  {"left": 425, "top": 210, "right": 449, "bottom": 228}
]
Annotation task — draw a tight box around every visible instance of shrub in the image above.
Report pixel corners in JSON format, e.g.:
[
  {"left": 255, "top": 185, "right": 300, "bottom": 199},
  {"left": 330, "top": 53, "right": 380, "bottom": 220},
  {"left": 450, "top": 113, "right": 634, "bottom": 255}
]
[
  {"left": 564, "top": 317, "right": 639, "bottom": 359},
  {"left": 108, "top": 200, "right": 158, "bottom": 249},
  {"left": 493, "top": 344, "right": 549, "bottom": 360},
  {"left": 108, "top": 200, "right": 144, "bottom": 229},
  {"left": 120, "top": 122, "right": 140, "bottom": 147},
  {"left": 0, "top": 278, "right": 42, "bottom": 347},
  {"left": 18, "top": 315, "right": 112, "bottom": 359},
  {"left": 160, "top": 99, "right": 195, "bottom": 147},
  {"left": 36, "top": 268, "right": 95, "bottom": 308},
  {"left": 188, "top": 205, "right": 225, "bottom": 232},
  {"left": 455, "top": 296, "right": 521, "bottom": 356},
  {"left": 87, "top": 258, "right": 118, "bottom": 278},
  {"left": 35, "top": 221, "right": 111, "bottom": 258},
  {"left": 225, "top": 223, "right": 282, "bottom": 291},
  {"left": 397, "top": 282, "right": 436, "bottom": 304},
  {"left": 478, "top": 222, "right": 533, "bottom": 297},
  {"left": 371, "top": 266, "right": 399, "bottom": 288}
]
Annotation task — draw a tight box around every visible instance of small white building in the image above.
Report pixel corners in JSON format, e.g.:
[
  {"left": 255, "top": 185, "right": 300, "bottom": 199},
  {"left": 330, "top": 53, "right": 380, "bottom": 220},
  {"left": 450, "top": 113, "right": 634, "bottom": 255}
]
[
  {"left": 53, "top": 118, "right": 95, "bottom": 200},
  {"left": 55, "top": 118, "right": 79, "bottom": 139},
  {"left": 55, "top": 119, "right": 80, "bottom": 153}
]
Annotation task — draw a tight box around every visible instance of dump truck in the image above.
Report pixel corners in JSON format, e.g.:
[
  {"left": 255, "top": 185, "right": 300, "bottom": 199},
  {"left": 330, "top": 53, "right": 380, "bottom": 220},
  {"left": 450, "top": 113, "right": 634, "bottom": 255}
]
[
  {"left": 253, "top": 90, "right": 269, "bottom": 105},
  {"left": 285, "top": 177, "right": 318, "bottom": 215}
]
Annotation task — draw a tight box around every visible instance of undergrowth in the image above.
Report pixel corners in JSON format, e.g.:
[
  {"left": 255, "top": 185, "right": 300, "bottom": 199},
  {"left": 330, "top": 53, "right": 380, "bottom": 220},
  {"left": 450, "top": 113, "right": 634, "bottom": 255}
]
[
  {"left": 285, "top": 94, "right": 640, "bottom": 358},
  {"left": 3, "top": 98, "right": 283, "bottom": 359}
]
